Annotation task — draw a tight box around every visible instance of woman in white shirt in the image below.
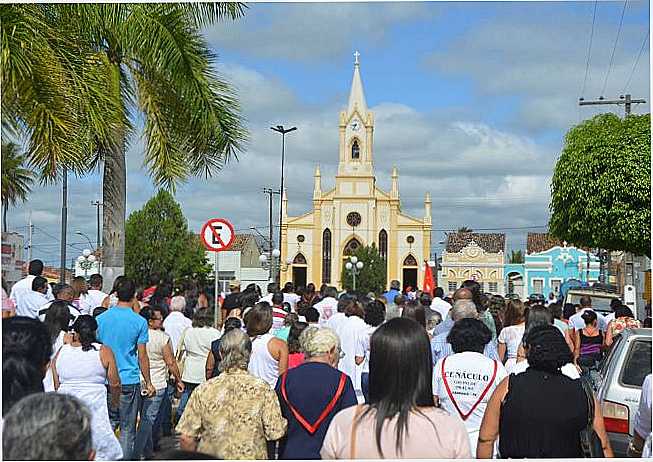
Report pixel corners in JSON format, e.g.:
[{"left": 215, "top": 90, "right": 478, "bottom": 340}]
[
  {"left": 246, "top": 302, "right": 288, "bottom": 387},
  {"left": 355, "top": 300, "right": 386, "bottom": 403},
  {"left": 497, "top": 300, "right": 526, "bottom": 369},
  {"left": 175, "top": 308, "right": 220, "bottom": 420},
  {"left": 433, "top": 318, "right": 507, "bottom": 454},
  {"left": 337, "top": 300, "right": 368, "bottom": 398}
]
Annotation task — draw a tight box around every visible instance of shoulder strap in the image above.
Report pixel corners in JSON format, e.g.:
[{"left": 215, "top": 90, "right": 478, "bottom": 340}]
[
  {"left": 349, "top": 404, "right": 364, "bottom": 459},
  {"left": 280, "top": 371, "right": 348, "bottom": 435},
  {"left": 176, "top": 328, "right": 189, "bottom": 361},
  {"left": 441, "top": 357, "right": 498, "bottom": 421}
]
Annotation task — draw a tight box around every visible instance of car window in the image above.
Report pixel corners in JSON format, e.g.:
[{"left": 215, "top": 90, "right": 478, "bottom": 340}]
[{"left": 620, "top": 339, "right": 652, "bottom": 387}]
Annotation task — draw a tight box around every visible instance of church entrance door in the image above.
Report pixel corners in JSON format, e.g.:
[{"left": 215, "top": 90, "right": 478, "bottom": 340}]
[
  {"left": 292, "top": 266, "right": 307, "bottom": 289},
  {"left": 402, "top": 268, "right": 417, "bottom": 291}
]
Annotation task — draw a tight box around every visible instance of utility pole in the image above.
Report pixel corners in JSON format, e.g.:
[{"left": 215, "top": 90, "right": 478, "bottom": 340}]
[
  {"left": 91, "top": 200, "right": 102, "bottom": 249},
  {"left": 579, "top": 94, "right": 646, "bottom": 116},
  {"left": 60, "top": 167, "right": 68, "bottom": 284},
  {"left": 27, "top": 211, "right": 33, "bottom": 262},
  {"left": 262, "top": 188, "right": 280, "bottom": 282}
]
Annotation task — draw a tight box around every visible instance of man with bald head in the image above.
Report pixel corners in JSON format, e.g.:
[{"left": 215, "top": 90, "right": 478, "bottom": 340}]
[
  {"left": 38, "top": 283, "right": 82, "bottom": 322},
  {"left": 454, "top": 287, "right": 473, "bottom": 301},
  {"left": 432, "top": 287, "right": 475, "bottom": 336},
  {"left": 430, "top": 299, "right": 499, "bottom": 365}
]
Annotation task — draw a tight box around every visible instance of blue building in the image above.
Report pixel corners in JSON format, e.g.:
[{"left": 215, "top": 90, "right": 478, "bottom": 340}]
[{"left": 504, "top": 233, "right": 600, "bottom": 300}]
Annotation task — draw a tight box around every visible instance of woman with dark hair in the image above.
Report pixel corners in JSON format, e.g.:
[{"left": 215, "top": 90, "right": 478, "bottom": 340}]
[
  {"left": 355, "top": 300, "right": 386, "bottom": 403},
  {"left": 401, "top": 300, "right": 427, "bottom": 330},
  {"left": 497, "top": 299, "right": 526, "bottom": 369},
  {"left": 205, "top": 317, "right": 244, "bottom": 380},
  {"left": 488, "top": 295, "right": 506, "bottom": 338},
  {"left": 101, "top": 275, "right": 140, "bottom": 312},
  {"left": 432, "top": 318, "right": 508, "bottom": 454},
  {"left": 605, "top": 305, "right": 641, "bottom": 347},
  {"left": 3, "top": 316, "right": 53, "bottom": 415},
  {"left": 247, "top": 302, "right": 289, "bottom": 387},
  {"left": 287, "top": 321, "right": 309, "bottom": 369},
  {"left": 301, "top": 283, "right": 319, "bottom": 306},
  {"left": 337, "top": 300, "right": 368, "bottom": 399},
  {"left": 574, "top": 310, "right": 604, "bottom": 370},
  {"left": 42, "top": 300, "right": 73, "bottom": 391},
  {"left": 176, "top": 308, "right": 220, "bottom": 419},
  {"left": 52, "top": 315, "right": 123, "bottom": 460},
  {"left": 321, "top": 318, "right": 471, "bottom": 459},
  {"left": 477, "top": 325, "right": 613, "bottom": 458},
  {"left": 563, "top": 302, "right": 577, "bottom": 322}
]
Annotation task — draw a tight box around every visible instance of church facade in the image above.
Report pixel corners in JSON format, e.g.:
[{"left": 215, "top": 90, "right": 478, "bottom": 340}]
[{"left": 280, "top": 55, "right": 432, "bottom": 290}]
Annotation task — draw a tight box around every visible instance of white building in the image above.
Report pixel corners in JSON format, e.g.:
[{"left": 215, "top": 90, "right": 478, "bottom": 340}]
[
  {"left": 205, "top": 234, "right": 269, "bottom": 293},
  {"left": 1, "top": 232, "right": 25, "bottom": 289}
]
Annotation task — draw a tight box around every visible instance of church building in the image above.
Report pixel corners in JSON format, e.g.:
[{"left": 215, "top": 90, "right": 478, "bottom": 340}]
[{"left": 280, "top": 53, "right": 432, "bottom": 290}]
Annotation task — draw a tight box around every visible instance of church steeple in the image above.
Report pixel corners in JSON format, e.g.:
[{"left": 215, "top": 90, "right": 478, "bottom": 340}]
[
  {"left": 347, "top": 51, "right": 367, "bottom": 117},
  {"left": 338, "top": 51, "right": 374, "bottom": 178}
]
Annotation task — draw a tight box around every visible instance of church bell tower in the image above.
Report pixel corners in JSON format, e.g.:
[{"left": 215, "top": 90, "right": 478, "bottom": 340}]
[{"left": 337, "top": 51, "right": 374, "bottom": 179}]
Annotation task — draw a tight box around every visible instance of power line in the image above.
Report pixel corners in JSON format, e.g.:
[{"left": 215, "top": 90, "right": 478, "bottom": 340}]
[
  {"left": 601, "top": 0, "right": 628, "bottom": 97},
  {"left": 580, "top": 0, "right": 598, "bottom": 98},
  {"left": 623, "top": 30, "right": 649, "bottom": 94}
]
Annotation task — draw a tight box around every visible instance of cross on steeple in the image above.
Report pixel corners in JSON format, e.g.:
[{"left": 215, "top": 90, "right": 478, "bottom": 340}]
[{"left": 354, "top": 50, "right": 360, "bottom": 66}]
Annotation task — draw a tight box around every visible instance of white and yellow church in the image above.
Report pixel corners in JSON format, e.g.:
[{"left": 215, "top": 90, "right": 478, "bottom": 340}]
[{"left": 280, "top": 54, "right": 432, "bottom": 290}]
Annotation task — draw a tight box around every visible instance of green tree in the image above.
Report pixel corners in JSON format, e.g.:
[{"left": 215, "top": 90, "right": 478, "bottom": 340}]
[
  {"left": 457, "top": 226, "right": 473, "bottom": 233},
  {"left": 2, "top": 4, "right": 248, "bottom": 284},
  {"left": 340, "top": 244, "right": 387, "bottom": 294},
  {"left": 124, "top": 190, "right": 210, "bottom": 288},
  {"left": 1, "top": 142, "right": 35, "bottom": 232},
  {"left": 509, "top": 250, "right": 524, "bottom": 264},
  {"left": 74, "top": 3, "right": 248, "bottom": 283},
  {"left": 549, "top": 113, "right": 650, "bottom": 257}
]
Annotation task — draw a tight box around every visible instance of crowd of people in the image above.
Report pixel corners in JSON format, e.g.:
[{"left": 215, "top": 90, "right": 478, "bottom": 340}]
[{"left": 2, "top": 258, "right": 652, "bottom": 459}]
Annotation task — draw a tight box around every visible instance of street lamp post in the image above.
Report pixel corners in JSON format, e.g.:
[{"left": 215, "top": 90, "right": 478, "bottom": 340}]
[
  {"left": 345, "top": 255, "right": 364, "bottom": 291},
  {"left": 77, "top": 249, "right": 97, "bottom": 279},
  {"left": 270, "top": 125, "right": 297, "bottom": 279}
]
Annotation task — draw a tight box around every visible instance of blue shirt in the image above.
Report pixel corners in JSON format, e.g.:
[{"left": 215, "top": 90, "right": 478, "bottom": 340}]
[
  {"left": 382, "top": 289, "right": 400, "bottom": 305},
  {"left": 430, "top": 322, "right": 500, "bottom": 365},
  {"left": 275, "top": 362, "right": 357, "bottom": 459},
  {"left": 97, "top": 305, "right": 149, "bottom": 385}
]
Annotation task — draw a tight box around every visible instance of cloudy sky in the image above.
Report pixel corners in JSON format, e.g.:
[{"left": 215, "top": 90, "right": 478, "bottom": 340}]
[{"left": 9, "top": 1, "right": 650, "bottom": 267}]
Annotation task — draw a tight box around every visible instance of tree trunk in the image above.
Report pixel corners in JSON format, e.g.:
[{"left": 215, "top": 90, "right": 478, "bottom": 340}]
[
  {"left": 2, "top": 202, "right": 7, "bottom": 233},
  {"left": 102, "top": 131, "right": 127, "bottom": 291}
]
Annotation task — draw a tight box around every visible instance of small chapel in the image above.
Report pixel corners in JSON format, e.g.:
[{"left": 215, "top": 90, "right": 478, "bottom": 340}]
[{"left": 280, "top": 53, "right": 432, "bottom": 291}]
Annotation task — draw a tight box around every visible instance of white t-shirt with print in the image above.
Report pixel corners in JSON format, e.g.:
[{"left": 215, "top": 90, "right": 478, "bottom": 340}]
[
  {"left": 314, "top": 297, "right": 338, "bottom": 326},
  {"left": 433, "top": 351, "right": 508, "bottom": 454}
]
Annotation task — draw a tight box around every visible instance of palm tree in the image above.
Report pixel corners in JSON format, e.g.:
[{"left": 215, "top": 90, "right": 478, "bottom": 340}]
[
  {"left": 69, "top": 4, "right": 248, "bottom": 283},
  {"left": 1, "top": 142, "right": 35, "bottom": 232},
  {"left": 457, "top": 226, "right": 473, "bottom": 233}
]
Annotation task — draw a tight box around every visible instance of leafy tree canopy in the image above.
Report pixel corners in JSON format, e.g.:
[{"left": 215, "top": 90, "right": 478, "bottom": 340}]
[
  {"left": 509, "top": 250, "right": 524, "bottom": 264},
  {"left": 340, "top": 244, "right": 387, "bottom": 295},
  {"left": 549, "top": 113, "right": 650, "bottom": 257},
  {"left": 125, "top": 190, "right": 210, "bottom": 287}
]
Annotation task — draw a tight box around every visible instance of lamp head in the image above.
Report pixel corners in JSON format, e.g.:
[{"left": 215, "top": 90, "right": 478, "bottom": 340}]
[
  {"left": 259, "top": 254, "right": 268, "bottom": 263},
  {"left": 356, "top": 261, "right": 364, "bottom": 269},
  {"left": 350, "top": 256, "right": 358, "bottom": 264},
  {"left": 87, "top": 255, "right": 96, "bottom": 263},
  {"left": 82, "top": 249, "right": 92, "bottom": 257},
  {"left": 345, "top": 262, "right": 353, "bottom": 270},
  {"left": 272, "top": 249, "right": 281, "bottom": 258}
]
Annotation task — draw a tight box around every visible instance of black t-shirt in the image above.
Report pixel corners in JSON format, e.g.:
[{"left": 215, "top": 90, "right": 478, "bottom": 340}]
[{"left": 221, "top": 292, "right": 242, "bottom": 314}]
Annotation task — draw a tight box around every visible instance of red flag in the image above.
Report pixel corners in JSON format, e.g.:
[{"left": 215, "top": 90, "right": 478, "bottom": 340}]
[{"left": 423, "top": 260, "right": 434, "bottom": 296}]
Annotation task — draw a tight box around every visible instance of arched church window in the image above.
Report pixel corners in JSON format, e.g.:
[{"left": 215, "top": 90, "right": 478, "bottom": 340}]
[
  {"left": 322, "top": 229, "right": 331, "bottom": 284},
  {"left": 379, "top": 230, "right": 388, "bottom": 261},
  {"left": 293, "top": 253, "right": 307, "bottom": 265},
  {"left": 351, "top": 140, "right": 360, "bottom": 159},
  {"left": 403, "top": 254, "right": 418, "bottom": 266},
  {"left": 344, "top": 238, "right": 361, "bottom": 256}
]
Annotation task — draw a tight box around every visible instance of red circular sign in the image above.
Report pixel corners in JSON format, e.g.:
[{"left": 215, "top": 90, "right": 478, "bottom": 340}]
[{"left": 200, "top": 218, "right": 235, "bottom": 252}]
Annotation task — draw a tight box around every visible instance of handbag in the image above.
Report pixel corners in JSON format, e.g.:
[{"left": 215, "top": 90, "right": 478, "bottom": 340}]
[{"left": 579, "top": 377, "right": 605, "bottom": 458}]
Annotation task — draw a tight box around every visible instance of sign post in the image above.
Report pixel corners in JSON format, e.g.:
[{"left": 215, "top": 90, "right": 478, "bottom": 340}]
[{"left": 200, "top": 218, "right": 235, "bottom": 328}]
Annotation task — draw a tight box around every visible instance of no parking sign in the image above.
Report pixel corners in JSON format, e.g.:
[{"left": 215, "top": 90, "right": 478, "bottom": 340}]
[{"left": 200, "top": 217, "right": 235, "bottom": 327}]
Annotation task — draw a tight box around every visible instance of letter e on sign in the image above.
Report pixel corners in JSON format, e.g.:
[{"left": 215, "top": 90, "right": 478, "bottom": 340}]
[{"left": 201, "top": 218, "right": 235, "bottom": 252}]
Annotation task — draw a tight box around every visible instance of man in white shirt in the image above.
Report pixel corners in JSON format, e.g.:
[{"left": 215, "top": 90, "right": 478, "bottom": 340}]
[
  {"left": 569, "top": 295, "right": 608, "bottom": 331},
  {"left": 603, "top": 297, "right": 622, "bottom": 324},
  {"left": 81, "top": 273, "right": 109, "bottom": 314},
  {"left": 313, "top": 286, "right": 339, "bottom": 325},
  {"left": 162, "top": 295, "right": 192, "bottom": 354},
  {"left": 326, "top": 296, "right": 352, "bottom": 339},
  {"left": 258, "top": 283, "right": 277, "bottom": 305},
  {"left": 282, "top": 282, "right": 301, "bottom": 311},
  {"left": 16, "top": 276, "right": 50, "bottom": 319},
  {"left": 38, "top": 284, "right": 82, "bottom": 322},
  {"left": 10, "top": 259, "right": 53, "bottom": 307},
  {"left": 430, "top": 287, "right": 452, "bottom": 321}
]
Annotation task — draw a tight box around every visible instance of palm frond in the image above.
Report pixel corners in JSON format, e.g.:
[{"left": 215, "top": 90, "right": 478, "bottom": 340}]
[{"left": 1, "top": 141, "right": 35, "bottom": 206}]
